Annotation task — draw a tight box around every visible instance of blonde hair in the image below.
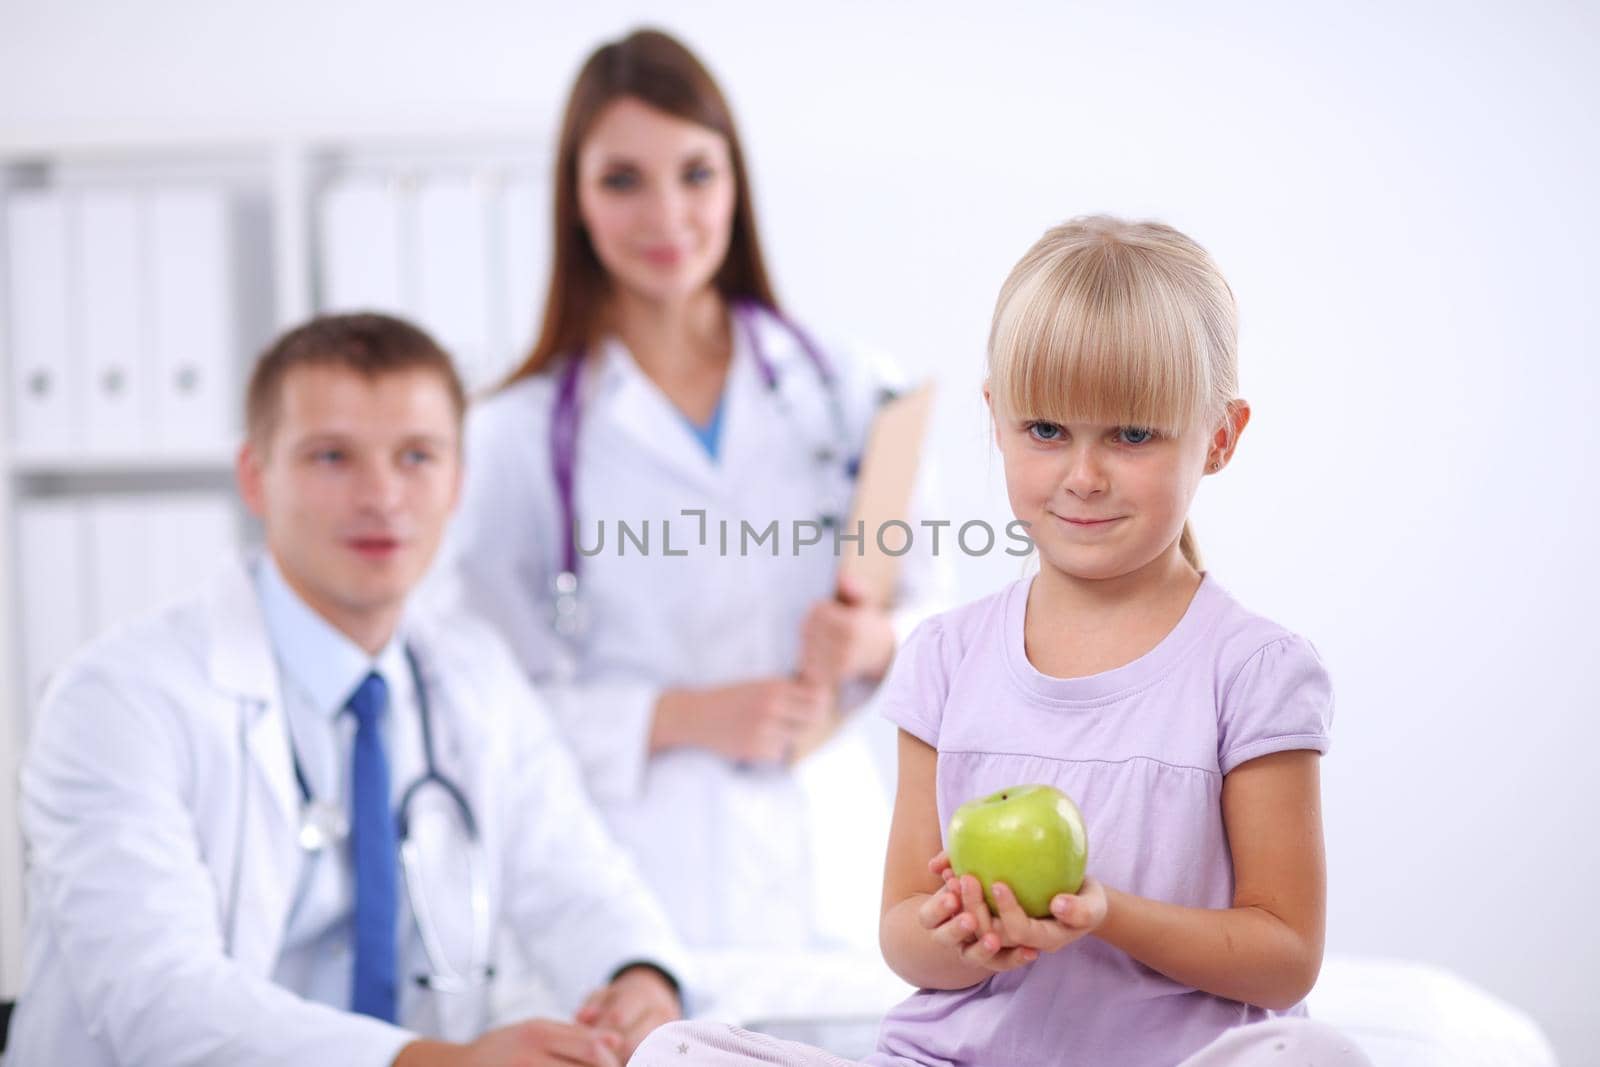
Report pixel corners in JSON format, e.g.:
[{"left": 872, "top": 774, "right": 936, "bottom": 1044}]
[{"left": 987, "top": 215, "right": 1239, "bottom": 571}]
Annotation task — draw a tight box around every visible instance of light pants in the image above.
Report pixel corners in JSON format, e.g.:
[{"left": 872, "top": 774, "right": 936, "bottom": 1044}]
[{"left": 629, "top": 1018, "right": 1375, "bottom": 1067}]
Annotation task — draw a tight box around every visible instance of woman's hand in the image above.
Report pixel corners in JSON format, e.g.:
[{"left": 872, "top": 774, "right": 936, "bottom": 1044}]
[
  {"left": 798, "top": 575, "right": 897, "bottom": 686},
  {"left": 651, "top": 679, "right": 832, "bottom": 763}
]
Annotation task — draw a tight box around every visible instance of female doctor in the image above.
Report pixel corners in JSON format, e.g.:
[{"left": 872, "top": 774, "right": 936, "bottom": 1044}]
[{"left": 441, "top": 29, "right": 948, "bottom": 957}]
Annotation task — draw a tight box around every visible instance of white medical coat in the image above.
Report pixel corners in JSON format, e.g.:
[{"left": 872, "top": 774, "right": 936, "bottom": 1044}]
[
  {"left": 438, "top": 307, "right": 950, "bottom": 953},
  {"left": 9, "top": 557, "right": 690, "bottom": 1067}
]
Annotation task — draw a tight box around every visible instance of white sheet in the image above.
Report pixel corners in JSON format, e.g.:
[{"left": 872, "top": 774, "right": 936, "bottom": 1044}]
[
  {"left": 493, "top": 947, "right": 1560, "bottom": 1066},
  {"left": 696, "top": 949, "right": 1560, "bottom": 1067},
  {"left": 1307, "top": 955, "right": 1557, "bottom": 1067}
]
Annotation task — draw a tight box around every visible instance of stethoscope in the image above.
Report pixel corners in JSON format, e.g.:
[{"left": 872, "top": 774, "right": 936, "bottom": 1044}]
[
  {"left": 291, "top": 646, "right": 495, "bottom": 997},
  {"left": 548, "top": 298, "right": 864, "bottom": 640}
]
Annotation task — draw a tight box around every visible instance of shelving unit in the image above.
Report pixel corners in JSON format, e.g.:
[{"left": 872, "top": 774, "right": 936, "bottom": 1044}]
[
  {"left": 0, "top": 128, "right": 552, "bottom": 996},
  {"left": 0, "top": 442, "right": 19, "bottom": 1002}
]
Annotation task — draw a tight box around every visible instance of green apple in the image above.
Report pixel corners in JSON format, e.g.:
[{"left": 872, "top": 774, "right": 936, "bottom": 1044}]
[{"left": 946, "top": 784, "right": 1088, "bottom": 918}]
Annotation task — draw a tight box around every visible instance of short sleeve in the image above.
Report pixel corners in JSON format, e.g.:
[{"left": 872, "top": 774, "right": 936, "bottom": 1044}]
[
  {"left": 1218, "top": 635, "right": 1334, "bottom": 774},
  {"left": 877, "top": 615, "right": 953, "bottom": 747}
]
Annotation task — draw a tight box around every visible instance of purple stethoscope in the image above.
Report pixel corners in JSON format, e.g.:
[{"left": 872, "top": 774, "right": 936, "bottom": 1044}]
[{"left": 548, "top": 299, "right": 858, "bottom": 639}]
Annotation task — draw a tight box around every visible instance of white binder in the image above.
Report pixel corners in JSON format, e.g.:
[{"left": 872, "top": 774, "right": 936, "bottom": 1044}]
[
  {"left": 143, "top": 492, "right": 238, "bottom": 604},
  {"left": 4, "top": 189, "right": 79, "bottom": 451},
  {"left": 85, "top": 494, "right": 153, "bottom": 635},
  {"left": 77, "top": 190, "right": 148, "bottom": 451},
  {"left": 317, "top": 176, "right": 406, "bottom": 315},
  {"left": 416, "top": 176, "right": 493, "bottom": 387},
  {"left": 149, "top": 188, "right": 237, "bottom": 449},
  {"left": 84, "top": 492, "right": 238, "bottom": 638},
  {"left": 17, "top": 499, "right": 91, "bottom": 725}
]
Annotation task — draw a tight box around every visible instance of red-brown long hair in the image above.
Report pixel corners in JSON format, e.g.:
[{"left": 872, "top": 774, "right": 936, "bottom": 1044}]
[{"left": 503, "top": 28, "right": 779, "bottom": 385}]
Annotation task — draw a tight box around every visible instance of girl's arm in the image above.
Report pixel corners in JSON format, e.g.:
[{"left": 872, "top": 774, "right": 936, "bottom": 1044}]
[
  {"left": 878, "top": 730, "right": 1040, "bottom": 989},
  {"left": 1094, "top": 749, "right": 1326, "bottom": 1010}
]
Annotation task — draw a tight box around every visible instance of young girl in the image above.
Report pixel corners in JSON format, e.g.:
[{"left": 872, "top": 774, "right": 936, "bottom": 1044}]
[{"left": 629, "top": 217, "right": 1372, "bottom": 1065}]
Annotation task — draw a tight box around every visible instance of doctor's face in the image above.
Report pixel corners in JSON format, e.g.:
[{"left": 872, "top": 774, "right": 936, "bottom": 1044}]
[
  {"left": 239, "top": 365, "right": 461, "bottom": 647},
  {"left": 576, "top": 96, "right": 737, "bottom": 306}
]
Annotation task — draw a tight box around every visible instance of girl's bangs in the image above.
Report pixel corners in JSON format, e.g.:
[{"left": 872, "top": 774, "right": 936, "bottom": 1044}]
[{"left": 989, "top": 251, "right": 1215, "bottom": 435}]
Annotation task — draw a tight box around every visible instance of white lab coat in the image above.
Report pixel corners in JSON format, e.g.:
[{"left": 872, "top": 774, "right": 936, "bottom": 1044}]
[
  {"left": 437, "top": 307, "right": 950, "bottom": 954},
  {"left": 8, "top": 557, "right": 690, "bottom": 1067}
]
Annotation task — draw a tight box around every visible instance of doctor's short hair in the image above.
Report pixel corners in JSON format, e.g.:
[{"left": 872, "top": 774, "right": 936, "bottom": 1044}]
[
  {"left": 244, "top": 312, "right": 468, "bottom": 446},
  {"left": 986, "top": 215, "right": 1240, "bottom": 570}
]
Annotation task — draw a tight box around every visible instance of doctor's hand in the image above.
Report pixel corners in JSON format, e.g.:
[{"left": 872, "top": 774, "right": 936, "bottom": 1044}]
[
  {"left": 797, "top": 574, "right": 897, "bottom": 687},
  {"left": 651, "top": 679, "right": 831, "bottom": 764},
  {"left": 393, "top": 1018, "right": 622, "bottom": 1067},
  {"left": 575, "top": 965, "right": 682, "bottom": 1062}
]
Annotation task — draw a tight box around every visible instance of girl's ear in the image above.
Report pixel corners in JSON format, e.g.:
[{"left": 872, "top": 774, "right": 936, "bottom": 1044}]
[{"left": 1205, "top": 399, "right": 1252, "bottom": 473}]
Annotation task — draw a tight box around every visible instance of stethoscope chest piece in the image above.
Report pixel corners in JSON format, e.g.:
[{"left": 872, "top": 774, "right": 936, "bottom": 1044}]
[
  {"left": 551, "top": 570, "right": 582, "bottom": 639},
  {"left": 297, "top": 799, "right": 349, "bottom": 853}
]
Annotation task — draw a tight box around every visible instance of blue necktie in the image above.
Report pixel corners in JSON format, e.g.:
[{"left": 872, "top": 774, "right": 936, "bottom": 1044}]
[{"left": 347, "top": 671, "right": 397, "bottom": 1022}]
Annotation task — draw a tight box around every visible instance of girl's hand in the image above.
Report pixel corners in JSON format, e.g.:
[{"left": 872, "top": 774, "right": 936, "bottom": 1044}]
[
  {"left": 797, "top": 575, "right": 897, "bottom": 686},
  {"left": 989, "top": 877, "right": 1108, "bottom": 953},
  {"left": 917, "top": 872, "right": 1039, "bottom": 974},
  {"left": 926, "top": 849, "right": 1107, "bottom": 958}
]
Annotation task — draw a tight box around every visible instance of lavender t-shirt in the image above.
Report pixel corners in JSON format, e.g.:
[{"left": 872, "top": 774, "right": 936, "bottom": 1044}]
[{"left": 867, "top": 574, "right": 1333, "bottom": 1067}]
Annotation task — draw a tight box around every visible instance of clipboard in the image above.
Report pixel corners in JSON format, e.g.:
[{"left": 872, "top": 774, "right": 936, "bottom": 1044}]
[
  {"left": 788, "top": 383, "right": 934, "bottom": 765},
  {"left": 835, "top": 383, "right": 935, "bottom": 607}
]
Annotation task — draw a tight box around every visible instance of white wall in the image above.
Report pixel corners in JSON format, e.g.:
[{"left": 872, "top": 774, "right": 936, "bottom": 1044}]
[{"left": 3, "top": 0, "right": 1596, "bottom": 1060}]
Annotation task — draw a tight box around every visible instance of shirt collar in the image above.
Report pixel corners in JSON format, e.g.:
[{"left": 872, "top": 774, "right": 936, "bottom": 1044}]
[
  {"left": 594, "top": 307, "right": 759, "bottom": 394},
  {"left": 254, "top": 553, "right": 409, "bottom": 719}
]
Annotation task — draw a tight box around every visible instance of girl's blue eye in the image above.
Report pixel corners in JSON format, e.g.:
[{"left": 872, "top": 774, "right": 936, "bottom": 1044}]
[
  {"left": 1026, "top": 421, "right": 1063, "bottom": 442},
  {"left": 311, "top": 448, "right": 345, "bottom": 464},
  {"left": 401, "top": 448, "right": 435, "bottom": 466},
  {"left": 1118, "top": 427, "right": 1156, "bottom": 445},
  {"left": 684, "top": 164, "right": 714, "bottom": 186},
  {"left": 600, "top": 171, "right": 639, "bottom": 192}
]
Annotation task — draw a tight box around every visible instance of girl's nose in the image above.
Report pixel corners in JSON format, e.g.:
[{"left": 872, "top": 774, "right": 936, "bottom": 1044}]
[{"left": 1061, "top": 447, "right": 1108, "bottom": 497}]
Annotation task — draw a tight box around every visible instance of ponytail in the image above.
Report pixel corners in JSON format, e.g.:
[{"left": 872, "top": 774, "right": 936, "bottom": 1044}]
[{"left": 1178, "top": 521, "right": 1204, "bottom": 572}]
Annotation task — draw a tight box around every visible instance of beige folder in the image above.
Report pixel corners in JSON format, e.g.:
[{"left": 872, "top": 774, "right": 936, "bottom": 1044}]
[
  {"left": 788, "top": 384, "right": 935, "bottom": 765},
  {"left": 836, "top": 383, "right": 935, "bottom": 607}
]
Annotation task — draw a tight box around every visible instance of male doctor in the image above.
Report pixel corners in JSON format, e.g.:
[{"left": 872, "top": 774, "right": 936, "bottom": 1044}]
[{"left": 9, "top": 313, "right": 687, "bottom": 1066}]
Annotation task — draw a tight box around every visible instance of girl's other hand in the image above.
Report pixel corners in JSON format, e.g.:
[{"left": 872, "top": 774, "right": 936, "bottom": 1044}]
[
  {"left": 989, "top": 876, "right": 1108, "bottom": 954},
  {"left": 918, "top": 872, "right": 1039, "bottom": 974}
]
